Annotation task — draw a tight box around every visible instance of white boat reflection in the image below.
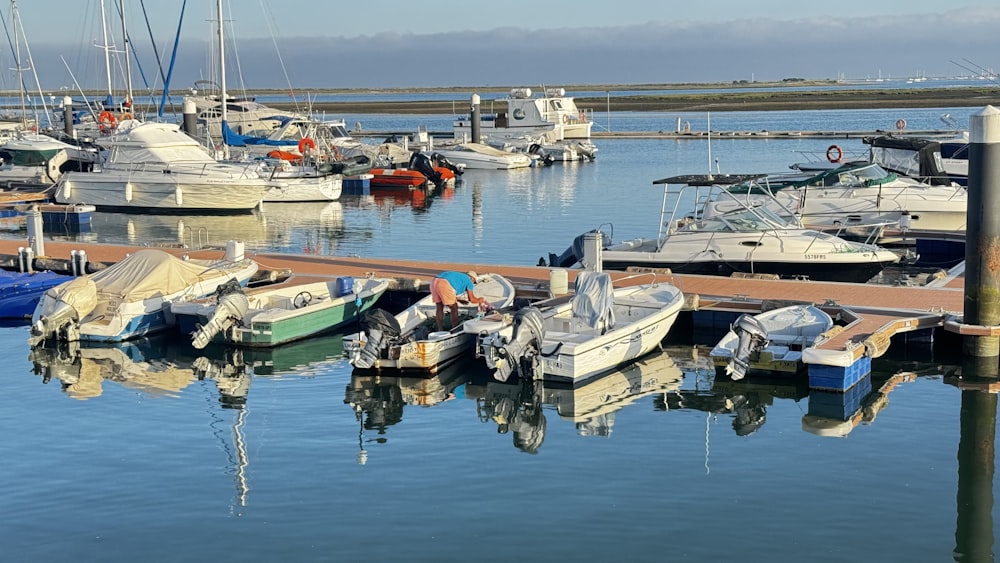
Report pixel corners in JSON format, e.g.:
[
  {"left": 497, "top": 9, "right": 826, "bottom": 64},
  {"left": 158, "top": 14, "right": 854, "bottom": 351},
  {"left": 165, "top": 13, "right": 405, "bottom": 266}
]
[{"left": 468, "top": 349, "right": 686, "bottom": 451}]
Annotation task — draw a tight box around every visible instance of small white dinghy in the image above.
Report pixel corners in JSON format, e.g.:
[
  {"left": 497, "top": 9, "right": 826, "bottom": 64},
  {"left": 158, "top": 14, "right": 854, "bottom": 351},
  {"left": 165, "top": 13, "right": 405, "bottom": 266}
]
[
  {"left": 710, "top": 304, "right": 834, "bottom": 380},
  {"left": 477, "top": 271, "right": 684, "bottom": 384}
]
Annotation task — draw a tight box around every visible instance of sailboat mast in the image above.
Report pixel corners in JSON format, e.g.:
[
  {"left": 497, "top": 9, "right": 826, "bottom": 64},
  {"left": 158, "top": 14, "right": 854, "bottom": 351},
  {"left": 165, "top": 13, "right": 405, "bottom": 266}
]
[
  {"left": 99, "top": 0, "right": 113, "bottom": 100},
  {"left": 216, "top": 0, "right": 228, "bottom": 157},
  {"left": 118, "top": 0, "right": 133, "bottom": 108},
  {"left": 11, "top": 0, "right": 26, "bottom": 128}
]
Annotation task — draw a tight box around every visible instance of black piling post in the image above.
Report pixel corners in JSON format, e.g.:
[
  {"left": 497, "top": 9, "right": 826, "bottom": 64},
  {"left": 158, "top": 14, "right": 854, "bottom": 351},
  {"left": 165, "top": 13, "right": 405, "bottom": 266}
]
[
  {"left": 470, "top": 93, "right": 481, "bottom": 144},
  {"left": 62, "top": 96, "right": 74, "bottom": 138},
  {"left": 963, "top": 105, "right": 1000, "bottom": 357}
]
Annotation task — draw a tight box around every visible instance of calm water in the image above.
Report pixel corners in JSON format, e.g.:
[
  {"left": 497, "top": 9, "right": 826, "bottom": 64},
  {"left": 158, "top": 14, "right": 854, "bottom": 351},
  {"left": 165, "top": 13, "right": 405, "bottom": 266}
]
[{"left": 1, "top": 108, "right": 997, "bottom": 562}]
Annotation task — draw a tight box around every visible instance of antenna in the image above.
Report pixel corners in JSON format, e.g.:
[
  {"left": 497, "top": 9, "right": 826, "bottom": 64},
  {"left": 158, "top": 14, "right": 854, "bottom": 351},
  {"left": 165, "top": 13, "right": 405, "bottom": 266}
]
[{"left": 706, "top": 112, "right": 713, "bottom": 181}]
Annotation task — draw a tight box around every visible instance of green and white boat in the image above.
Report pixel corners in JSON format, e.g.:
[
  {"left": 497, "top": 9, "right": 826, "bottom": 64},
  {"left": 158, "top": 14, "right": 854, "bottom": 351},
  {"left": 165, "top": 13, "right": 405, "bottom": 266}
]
[{"left": 172, "top": 275, "right": 391, "bottom": 348}]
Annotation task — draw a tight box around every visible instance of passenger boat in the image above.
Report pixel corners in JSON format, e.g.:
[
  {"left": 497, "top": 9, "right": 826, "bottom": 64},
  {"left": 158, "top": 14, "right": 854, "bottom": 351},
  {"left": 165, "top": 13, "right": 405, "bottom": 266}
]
[
  {"left": 344, "top": 273, "right": 517, "bottom": 373},
  {"left": 477, "top": 271, "right": 685, "bottom": 384},
  {"left": 171, "top": 274, "right": 391, "bottom": 348},
  {"left": 28, "top": 248, "right": 259, "bottom": 344},
  {"left": 710, "top": 304, "right": 835, "bottom": 380},
  {"left": 549, "top": 179, "right": 902, "bottom": 283},
  {"left": 54, "top": 120, "right": 270, "bottom": 213},
  {"left": 453, "top": 87, "right": 593, "bottom": 141},
  {"left": 0, "top": 269, "right": 73, "bottom": 320}
]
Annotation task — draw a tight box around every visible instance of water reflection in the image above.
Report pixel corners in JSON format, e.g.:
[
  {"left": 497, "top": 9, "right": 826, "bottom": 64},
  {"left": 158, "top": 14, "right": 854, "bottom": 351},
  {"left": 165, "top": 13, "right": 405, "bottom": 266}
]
[
  {"left": 29, "top": 339, "right": 199, "bottom": 400},
  {"left": 469, "top": 350, "right": 685, "bottom": 451},
  {"left": 345, "top": 356, "right": 482, "bottom": 464}
]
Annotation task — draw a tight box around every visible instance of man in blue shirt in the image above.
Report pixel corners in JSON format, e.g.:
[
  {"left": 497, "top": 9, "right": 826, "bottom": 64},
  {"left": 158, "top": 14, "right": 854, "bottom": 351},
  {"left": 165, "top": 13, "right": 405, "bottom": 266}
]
[{"left": 430, "top": 270, "right": 490, "bottom": 331}]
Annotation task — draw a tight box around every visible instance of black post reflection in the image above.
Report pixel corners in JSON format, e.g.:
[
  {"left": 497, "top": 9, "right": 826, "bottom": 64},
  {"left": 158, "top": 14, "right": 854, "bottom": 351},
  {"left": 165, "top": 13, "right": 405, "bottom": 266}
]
[{"left": 954, "top": 388, "right": 997, "bottom": 562}]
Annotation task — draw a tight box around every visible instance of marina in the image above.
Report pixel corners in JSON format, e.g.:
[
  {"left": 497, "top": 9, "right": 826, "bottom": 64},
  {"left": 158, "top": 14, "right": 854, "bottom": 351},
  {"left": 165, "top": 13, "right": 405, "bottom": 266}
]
[{"left": 1, "top": 100, "right": 998, "bottom": 562}]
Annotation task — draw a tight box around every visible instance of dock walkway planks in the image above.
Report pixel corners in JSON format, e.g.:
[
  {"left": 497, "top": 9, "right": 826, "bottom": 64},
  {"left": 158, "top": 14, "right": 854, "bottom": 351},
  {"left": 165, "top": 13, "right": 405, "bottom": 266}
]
[{"left": 0, "top": 239, "right": 966, "bottom": 362}]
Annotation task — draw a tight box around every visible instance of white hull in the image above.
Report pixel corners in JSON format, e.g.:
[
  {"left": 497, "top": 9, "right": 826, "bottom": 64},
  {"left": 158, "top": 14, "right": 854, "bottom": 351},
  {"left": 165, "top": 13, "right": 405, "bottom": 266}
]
[
  {"left": 710, "top": 305, "right": 834, "bottom": 374},
  {"left": 264, "top": 174, "right": 342, "bottom": 202},
  {"left": 479, "top": 280, "right": 685, "bottom": 384},
  {"left": 56, "top": 171, "right": 268, "bottom": 212}
]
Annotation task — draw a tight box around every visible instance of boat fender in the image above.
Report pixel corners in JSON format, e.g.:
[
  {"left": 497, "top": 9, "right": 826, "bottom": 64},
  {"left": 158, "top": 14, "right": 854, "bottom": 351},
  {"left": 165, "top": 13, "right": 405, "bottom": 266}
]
[
  {"left": 118, "top": 112, "right": 133, "bottom": 122},
  {"left": 826, "top": 144, "right": 843, "bottom": 163}
]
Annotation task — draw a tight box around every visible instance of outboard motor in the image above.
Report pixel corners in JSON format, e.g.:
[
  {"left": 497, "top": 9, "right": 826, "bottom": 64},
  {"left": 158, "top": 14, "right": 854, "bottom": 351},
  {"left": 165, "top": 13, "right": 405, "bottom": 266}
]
[
  {"left": 527, "top": 143, "right": 554, "bottom": 166},
  {"left": 190, "top": 279, "right": 250, "bottom": 349},
  {"left": 726, "top": 314, "right": 770, "bottom": 380},
  {"left": 409, "top": 151, "right": 444, "bottom": 186},
  {"left": 430, "top": 153, "right": 463, "bottom": 176},
  {"left": 482, "top": 306, "right": 546, "bottom": 382},
  {"left": 547, "top": 230, "right": 609, "bottom": 268},
  {"left": 353, "top": 308, "right": 402, "bottom": 369},
  {"left": 28, "top": 277, "right": 99, "bottom": 346}
]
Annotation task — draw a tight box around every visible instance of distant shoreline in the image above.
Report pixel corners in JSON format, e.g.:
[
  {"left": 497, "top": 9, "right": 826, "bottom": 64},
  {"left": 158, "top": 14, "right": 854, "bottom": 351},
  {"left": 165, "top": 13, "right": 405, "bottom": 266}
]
[
  {"left": 234, "top": 82, "right": 1000, "bottom": 114},
  {"left": 269, "top": 87, "right": 1000, "bottom": 114}
]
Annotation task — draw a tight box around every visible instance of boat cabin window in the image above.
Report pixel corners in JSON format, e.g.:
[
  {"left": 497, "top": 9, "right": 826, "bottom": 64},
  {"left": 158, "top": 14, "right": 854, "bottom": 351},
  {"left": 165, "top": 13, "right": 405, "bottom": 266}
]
[
  {"left": 837, "top": 164, "right": 891, "bottom": 187},
  {"left": 226, "top": 104, "right": 251, "bottom": 113},
  {"left": 549, "top": 100, "right": 564, "bottom": 111}
]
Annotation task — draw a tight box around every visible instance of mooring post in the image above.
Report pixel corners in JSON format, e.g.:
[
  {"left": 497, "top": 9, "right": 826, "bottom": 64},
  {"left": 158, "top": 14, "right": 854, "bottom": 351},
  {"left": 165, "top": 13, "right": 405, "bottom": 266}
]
[
  {"left": 470, "top": 94, "right": 481, "bottom": 144},
  {"left": 963, "top": 105, "right": 1000, "bottom": 357},
  {"left": 181, "top": 97, "right": 198, "bottom": 135},
  {"left": 62, "top": 96, "right": 74, "bottom": 138}
]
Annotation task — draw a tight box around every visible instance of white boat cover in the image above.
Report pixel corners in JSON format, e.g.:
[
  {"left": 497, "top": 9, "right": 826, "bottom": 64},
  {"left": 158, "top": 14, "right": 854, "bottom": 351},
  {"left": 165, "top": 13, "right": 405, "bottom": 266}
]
[
  {"left": 570, "top": 271, "right": 616, "bottom": 330},
  {"left": 89, "top": 249, "right": 231, "bottom": 303}
]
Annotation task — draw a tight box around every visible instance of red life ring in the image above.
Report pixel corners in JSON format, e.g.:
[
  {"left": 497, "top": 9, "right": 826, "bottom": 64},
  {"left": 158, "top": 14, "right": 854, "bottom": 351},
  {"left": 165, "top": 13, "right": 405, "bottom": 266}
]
[
  {"left": 895, "top": 119, "right": 907, "bottom": 130},
  {"left": 562, "top": 115, "right": 569, "bottom": 124},
  {"left": 298, "top": 137, "right": 316, "bottom": 153},
  {"left": 98, "top": 110, "right": 117, "bottom": 132},
  {"left": 826, "top": 144, "right": 843, "bottom": 163}
]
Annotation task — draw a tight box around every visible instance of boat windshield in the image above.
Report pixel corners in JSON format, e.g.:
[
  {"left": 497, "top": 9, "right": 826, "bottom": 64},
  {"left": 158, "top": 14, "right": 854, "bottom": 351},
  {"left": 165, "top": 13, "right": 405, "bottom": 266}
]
[
  {"left": 685, "top": 207, "right": 785, "bottom": 233},
  {"left": 836, "top": 164, "right": 894, "bottom": 186}
]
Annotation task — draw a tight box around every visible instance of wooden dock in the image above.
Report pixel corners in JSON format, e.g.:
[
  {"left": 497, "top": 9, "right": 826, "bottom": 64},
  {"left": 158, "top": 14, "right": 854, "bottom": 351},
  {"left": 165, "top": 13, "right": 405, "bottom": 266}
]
[{"left": 2, "top": 238, "right": 984, "bottom": 391}]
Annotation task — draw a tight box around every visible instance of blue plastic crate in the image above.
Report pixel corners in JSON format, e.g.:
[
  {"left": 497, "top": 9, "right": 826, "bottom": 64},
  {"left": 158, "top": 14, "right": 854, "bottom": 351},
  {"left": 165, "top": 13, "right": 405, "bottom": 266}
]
[{"left": 808, "top": 355, "right": 872, "bottom": 392}]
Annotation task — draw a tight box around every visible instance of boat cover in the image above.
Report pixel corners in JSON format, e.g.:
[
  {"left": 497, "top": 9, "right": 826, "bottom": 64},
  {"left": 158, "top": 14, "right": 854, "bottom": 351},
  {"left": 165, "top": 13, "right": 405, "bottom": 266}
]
[
  {"left": 88, "top": 249, "right": 232, "bottom": 303},
  {"left": 221, "top": 119, "right": 287, "bottom": 147},
  {"left": 570, "top": 271, "right": 615, "bottom": 331},
  {"left": 36, "top": 276, "right": 99, "bottom": 321}
]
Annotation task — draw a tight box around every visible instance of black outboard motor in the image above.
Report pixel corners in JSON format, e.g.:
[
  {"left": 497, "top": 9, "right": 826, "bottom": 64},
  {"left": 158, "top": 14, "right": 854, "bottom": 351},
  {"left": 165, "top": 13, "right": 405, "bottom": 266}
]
[
  {"left": 353, "top": 308, "right": 402, "bottom": 369},
  {"left": 547, "top": 229, "right": 609, "bottom": 268},
  {"left": 527, "top": 143, "right": 554, "bottom": 166},
  {"left": 409, "top": 151, "right": 444, "bottom": 187},
  {"left": 726, "top": 314, "right": 770, "bottom": 380},
  {"left": 430, "top": 152, "right": 463, "bottom": 176}
]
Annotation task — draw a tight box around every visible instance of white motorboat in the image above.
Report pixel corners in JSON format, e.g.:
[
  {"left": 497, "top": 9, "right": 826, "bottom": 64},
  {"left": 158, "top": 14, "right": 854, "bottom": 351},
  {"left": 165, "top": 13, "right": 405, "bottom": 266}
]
[
  {"left": 188, "top": 86, "right": 304, "bottom": 139},
  {"left": 454, "top": 87, "right": 593, "bottom": 141},
  {"left": 0, "top": 134, "right": 99, "bottom": 189},
  {"left": 549, "top": 179, "right": 902, "bottom": 283},
  {"left": 54, "top": 120, "right": 270, "bottom": 212},
  {"left": 477, "top": 271, "right": 684, "bottom": 384},
  {"left": 262, "top": 160, "right": 342, "bottom": 202},
  {"left": 28, "top": 247, "right": 259, "bottom": 344},
  {"left": 221, "top": 115, "right": 364, "bottom": 159},
  {"left": 865, "top": 134, "right": 969, "bottom": 186},
  {"left": 427, "top": 142, "right": 533, "bottom": 170},
  {"left": 344, "top": 273, "right": 517, "bottom": 372},
  {"left": 710, "top": 304, "right": 835, "bottom": 380},
  {"left": 730, "top": 162, "right": 968, "bottom": 234}
]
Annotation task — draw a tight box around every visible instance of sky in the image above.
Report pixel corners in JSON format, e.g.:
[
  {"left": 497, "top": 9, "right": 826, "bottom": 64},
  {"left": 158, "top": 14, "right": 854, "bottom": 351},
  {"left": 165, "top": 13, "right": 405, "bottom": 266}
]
[{"left": 3, "top": 1, "right": 999, "bottom": 91}]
